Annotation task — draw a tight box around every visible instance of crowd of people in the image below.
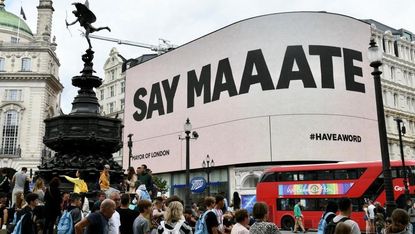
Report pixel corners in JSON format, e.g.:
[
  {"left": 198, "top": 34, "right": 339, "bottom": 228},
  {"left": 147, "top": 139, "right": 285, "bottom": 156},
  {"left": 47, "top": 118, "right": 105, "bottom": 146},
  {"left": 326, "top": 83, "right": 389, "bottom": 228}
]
[
  {"left": 0, "top": 165, "right": 281, "bottom": 234},
  {"left": 1, "top": 166, "right": 415, "bottom": 234}
]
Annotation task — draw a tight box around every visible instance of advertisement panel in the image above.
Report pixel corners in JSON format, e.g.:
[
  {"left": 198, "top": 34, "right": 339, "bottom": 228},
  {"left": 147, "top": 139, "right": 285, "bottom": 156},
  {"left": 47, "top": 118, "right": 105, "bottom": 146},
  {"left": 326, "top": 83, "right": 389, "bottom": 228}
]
[{"left": 124, "top": 12, "right": 380, "bottom": 173}]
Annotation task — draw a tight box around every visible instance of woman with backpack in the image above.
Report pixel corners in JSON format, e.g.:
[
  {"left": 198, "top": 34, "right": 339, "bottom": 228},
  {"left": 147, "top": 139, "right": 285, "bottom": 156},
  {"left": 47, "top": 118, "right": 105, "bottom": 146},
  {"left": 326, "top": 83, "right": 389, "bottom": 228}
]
[
  {"left": 317, "top": 201, "right": 338, "bottom": 234},
  {"left": 157, "top": 201, "right": 193, "bottom": 234}
]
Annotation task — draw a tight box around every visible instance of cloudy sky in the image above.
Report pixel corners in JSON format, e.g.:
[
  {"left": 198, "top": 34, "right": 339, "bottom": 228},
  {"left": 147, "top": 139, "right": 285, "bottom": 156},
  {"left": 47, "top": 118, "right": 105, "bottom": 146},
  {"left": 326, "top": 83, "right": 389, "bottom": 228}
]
[{"left": 5, "top": 0, "right": 415, "bottom": 113}]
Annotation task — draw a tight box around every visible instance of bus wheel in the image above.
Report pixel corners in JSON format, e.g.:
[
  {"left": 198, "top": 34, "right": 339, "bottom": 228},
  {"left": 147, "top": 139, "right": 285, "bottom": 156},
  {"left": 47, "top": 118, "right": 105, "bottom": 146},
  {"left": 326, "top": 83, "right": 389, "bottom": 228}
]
[{"left": 281, "top": 216, "right": 295, "bottom": 230}]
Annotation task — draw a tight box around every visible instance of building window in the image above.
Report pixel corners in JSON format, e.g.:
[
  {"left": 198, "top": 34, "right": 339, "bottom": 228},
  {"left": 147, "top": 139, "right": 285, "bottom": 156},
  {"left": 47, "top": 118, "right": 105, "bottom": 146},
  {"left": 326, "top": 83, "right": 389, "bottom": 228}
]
[
  {"left": 108, "top": 102, "right": 114, "bottom": 113},
  {"left": 242, "top": 175, "right": 259, "bottom": 188},
  {"left": 4, "top": 89, "right": 22, "bottom": 101},
  {"left": 390, "top": 67, "right": 395, "bottom": 81},
  {"left": 110, "top": 86, "right": 115, "bottom": 97},
  {"left": 120, "top": 99, "right": 125, "bottom": 110},
  {"left": 393, "top": 93, "right": 398, "bottom": 107},
  {"left": 0, "top": 58, "right": 4, "bottom": 71},
  {"left": 11, "top": 37, "right": 19, "bottom": 44},
  {"left": 21, "top": 58, "right": 31, "bottom": 71},
  {"left": 111, "top": 70, "right": 115, "bottom": 80},
  {"left": 407, "top": 97, "right": 411, "bottom": 111},
  {"left": 121, "top": 81, "right": 125, "bottom": 93},
  {"left": 100, "top": 90, "right": 104, "bottom": 100},
  {"left": 1, "top": 110, "right": 19, "bottom": 155}
]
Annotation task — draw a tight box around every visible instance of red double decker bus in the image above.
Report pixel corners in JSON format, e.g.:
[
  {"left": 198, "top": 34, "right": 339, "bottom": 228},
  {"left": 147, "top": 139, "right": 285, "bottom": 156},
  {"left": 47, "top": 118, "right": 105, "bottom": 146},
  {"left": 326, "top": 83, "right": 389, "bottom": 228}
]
[{"left": 256, "top": 160, "right": 415, "bottom": 230}]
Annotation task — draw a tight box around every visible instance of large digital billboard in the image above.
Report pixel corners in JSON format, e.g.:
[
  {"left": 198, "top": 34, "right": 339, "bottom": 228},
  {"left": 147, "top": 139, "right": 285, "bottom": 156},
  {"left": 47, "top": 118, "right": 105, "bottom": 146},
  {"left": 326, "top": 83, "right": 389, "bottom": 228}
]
[{"left": 124, "top": 12, "right": 380, "bottom": 173}]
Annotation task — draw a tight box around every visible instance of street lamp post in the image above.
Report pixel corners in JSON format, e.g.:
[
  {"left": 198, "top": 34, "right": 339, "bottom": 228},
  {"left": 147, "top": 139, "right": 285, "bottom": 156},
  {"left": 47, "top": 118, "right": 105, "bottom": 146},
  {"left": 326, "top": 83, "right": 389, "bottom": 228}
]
[
  {"left": 202, "top": 154, "right": 215, "bottom": 196},
  {"left": 127, "top": 134, "right": 134, "bottom": 168},
  {"left": 394, "top": 118, "right": 409, "bottom": 199},
  {"left": 368, "top": 39, "right": 396, "bottom": 217},
  {"left": 179, "top": 118, "right": 199, "bottom": 210}
]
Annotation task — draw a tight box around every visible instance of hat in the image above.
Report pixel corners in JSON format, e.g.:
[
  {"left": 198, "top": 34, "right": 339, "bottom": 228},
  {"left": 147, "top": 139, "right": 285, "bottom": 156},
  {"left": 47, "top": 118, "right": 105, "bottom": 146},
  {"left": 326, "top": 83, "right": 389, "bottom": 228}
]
[{"left": 104, "top": 164, "right": 110, "bottom": 169}]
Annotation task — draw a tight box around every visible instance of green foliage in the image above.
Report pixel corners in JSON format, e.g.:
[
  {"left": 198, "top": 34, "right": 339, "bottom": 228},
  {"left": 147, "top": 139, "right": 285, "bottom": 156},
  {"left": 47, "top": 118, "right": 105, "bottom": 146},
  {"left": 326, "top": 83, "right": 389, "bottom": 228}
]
[{"left": 153, "top": 176, "right": 168, "bottom": 193}]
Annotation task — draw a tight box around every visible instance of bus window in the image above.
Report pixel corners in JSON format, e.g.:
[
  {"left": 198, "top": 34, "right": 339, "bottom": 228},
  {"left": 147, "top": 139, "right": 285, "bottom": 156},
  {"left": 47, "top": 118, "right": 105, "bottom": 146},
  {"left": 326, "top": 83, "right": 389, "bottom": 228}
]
[
  {"left": 363, "top": 178, "right": 384, "bottom": 201},
  {"left": 298, "top": 171, "right": 317, "bottom": 181},
  {"left": 261, "top": 172, "right": 276, "bottom": 182},
  {"left": 317, "top": 170, "right": 333, "bottom": 180},
  {"left": 277, "top": 198, "right": 296, "bottom": 211},
  {"left": 334, "top": 170, "right": 348, "bottom": 180},
  {"left": 409, "top": 167, "right": 415, "bottom": 186},
  {"left": 279, "top": 172, "right": 296, "bottom": 181}
]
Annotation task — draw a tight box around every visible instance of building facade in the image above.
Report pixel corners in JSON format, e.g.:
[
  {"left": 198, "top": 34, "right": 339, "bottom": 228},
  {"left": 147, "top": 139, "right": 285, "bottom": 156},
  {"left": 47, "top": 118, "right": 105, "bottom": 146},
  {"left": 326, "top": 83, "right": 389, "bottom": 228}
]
[
  {"left": 117, "top": 14, "right": 415, "bottom": 205},
  {"left": 369, "top": 20, "right": 415, "bottom": 161},
  {"left": 0, "top": 0, "right": 62, "bottom": 171},
  {"left": 97, "top": 47, "right": 157, "bottom": 164}
]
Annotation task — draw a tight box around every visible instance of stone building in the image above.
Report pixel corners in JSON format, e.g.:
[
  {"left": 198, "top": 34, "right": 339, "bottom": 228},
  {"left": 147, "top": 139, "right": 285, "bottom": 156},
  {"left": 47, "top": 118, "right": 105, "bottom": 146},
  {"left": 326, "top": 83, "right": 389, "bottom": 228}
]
[
  {"left": 0, "top": 0, "right": 62, "bottom": 171},
  {"left": 97, "top": 47, "right": 156, "bottom": 164}
]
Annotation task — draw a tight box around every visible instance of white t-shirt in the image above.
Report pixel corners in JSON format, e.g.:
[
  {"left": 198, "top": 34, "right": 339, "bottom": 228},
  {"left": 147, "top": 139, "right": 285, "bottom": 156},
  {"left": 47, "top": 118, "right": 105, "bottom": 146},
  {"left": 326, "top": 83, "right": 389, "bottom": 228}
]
[
  {"left": 368, "top": 204, "right": 375, "bottom": 219},
  {"left": 333, "top": 215, "right": 361, "bottom": 234},
  {"left": 108, "top": 210, "right": 121, "bottom": 234},
  {"left": 230, "top": 223, "right": 249, "bottom": 234}
]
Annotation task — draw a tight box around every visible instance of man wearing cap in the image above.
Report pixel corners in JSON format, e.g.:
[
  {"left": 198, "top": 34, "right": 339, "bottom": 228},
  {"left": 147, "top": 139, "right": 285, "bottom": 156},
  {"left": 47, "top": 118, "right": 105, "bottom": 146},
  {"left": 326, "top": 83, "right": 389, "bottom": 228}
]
[{"left": 99, "top": 165, "right": 110, "bottom": 191}]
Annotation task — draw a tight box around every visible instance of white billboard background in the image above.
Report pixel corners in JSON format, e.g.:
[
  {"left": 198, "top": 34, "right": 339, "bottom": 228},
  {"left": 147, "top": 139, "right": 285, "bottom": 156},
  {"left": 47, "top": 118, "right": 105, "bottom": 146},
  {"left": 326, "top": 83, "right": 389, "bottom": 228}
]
[{"left": 124, "top": 12, "right": 380, "bottom": 173}]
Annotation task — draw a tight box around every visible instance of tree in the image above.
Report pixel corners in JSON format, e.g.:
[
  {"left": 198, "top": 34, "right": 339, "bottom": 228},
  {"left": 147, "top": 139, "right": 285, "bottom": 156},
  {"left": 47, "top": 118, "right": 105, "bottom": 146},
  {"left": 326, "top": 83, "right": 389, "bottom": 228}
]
[{"left": 153, "top": 176, "right": 168, "bottom": 194}]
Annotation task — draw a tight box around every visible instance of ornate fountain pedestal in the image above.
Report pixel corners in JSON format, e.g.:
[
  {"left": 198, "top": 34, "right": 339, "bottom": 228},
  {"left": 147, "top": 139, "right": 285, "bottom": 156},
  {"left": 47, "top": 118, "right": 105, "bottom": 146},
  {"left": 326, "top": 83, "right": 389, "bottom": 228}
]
[{"left": 37, "top": 49, "right": 124, "bottom": 193}]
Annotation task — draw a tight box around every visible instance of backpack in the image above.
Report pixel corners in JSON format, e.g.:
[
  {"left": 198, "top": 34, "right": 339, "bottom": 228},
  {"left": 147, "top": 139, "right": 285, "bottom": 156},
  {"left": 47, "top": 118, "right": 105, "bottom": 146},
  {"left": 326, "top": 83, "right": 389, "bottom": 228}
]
[
  {"left": 195, "top": 210, "right": 214, "bottom": 234},
  {"left": 324, "top": 217, "right": 350, "bottom": 234},
  {"left": 317, "top": 212, "right": 335, "bottom": 234},
  {"left": 138, "top": 189, "right": 151, "bottom": 201},
  {"left": 11, "top": 214, "right": 26, "bottom": 234},
  {"left": 160, "top": 220, "right": 185, "bottom": 234},
  {"left": 57, "top": 210, "right": 74, "bottom": 234}
]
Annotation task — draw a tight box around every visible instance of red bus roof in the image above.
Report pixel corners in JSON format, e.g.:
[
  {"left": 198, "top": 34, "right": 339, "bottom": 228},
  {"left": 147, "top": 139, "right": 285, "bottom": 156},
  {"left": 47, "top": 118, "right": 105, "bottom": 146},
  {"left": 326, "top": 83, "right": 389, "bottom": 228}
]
[{"left": 264, "top": 160, "right": 415, "bottom": 173}]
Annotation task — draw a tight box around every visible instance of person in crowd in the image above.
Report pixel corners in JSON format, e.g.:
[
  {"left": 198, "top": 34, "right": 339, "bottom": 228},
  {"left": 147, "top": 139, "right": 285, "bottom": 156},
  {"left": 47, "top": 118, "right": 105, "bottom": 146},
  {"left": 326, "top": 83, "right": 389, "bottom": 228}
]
[
  {"left": 117, "top": 193, "right": 139, "bottom": 234},
  {"left": 231, "top": 209, "right": 249, "bottom": 234},
  {"left": 293, "top": 200, "right": 306, "bottom": 233},
  {"left": 137, "top": 165, "right": 153, "bottom": 196},
  {"left": 317, "top": 200, "right": 338, "bottom": 234},
  {"left": 376, "top": 202, "right": 386, "bottom": 220},
  {"left": 165, "top": 195, "right": 183, "bottom": 207},
  {"left": 133, "top": 199, "right": 153, "bottom": 234},
  {"left": 153, "top": 196, "right": 165, "bottom": 227},
  {"left": 14, "top": 193, "right": 39, "bottom": 234},
  {"left": 99, "top": 164, "right": 111, "bottom": 191},
  {"left": 408, "top": 202, "right": 415, "bottom": 234},
  {"left": 385, "top": 217, "right": 392, "bottom": 233},
  {"left": 136, "top": 183, "right": 152, "bottom": 201},
  {"left": 232, "top": 192, "right": 241, "bottom": 211},
  {"left": 334, "top": 222, "right": 352, "bottom": 234},
  {"left": 92, "top": 191, "right": 107, "bottom": 213},
  {"left": 332, "top": 198, "right": 360, "bottom": 234},
  {"left": 368, "top": 200, "right": 376, "bottom": 234},
  {"left": 75, "top": 199, "right": 116, "bottom": 234},
  {"left": 0, "top": 170, "right": 10, "bottom": 198},
  {"left": 62, "top": 170, "right": 88, "bottom": 194},
  {"left": 220, "top": 192, "right": 229, "bottom": 213},
  {"left": 214, "top": 195, "right": 226, "bottom": 233},
  {"left": 158, "top": 201, "right": 193, "bottom": 234},
  {"left": 67, "top": 193, "right": 83, "bottom": 227},
  {"left": 385, "top": 208, "right": 411, "bottom": 234},
  {"left": 32, "top": 178, "right": 46, "bottom": 205},
  {"left": 13, "top": 191, "right": 26, "bottom": 211},
  {"left": 204, "top": 196, "right": 221, "bottom": 234},
  {"left": 11, "top": 167, "right": 29, "bottom": 206},
  {"left": 184, "top": 209, "right": 197, "bottom": 230},
  {"left": 375, "top": 212, "right": 385, "bottom": 234},
  {"left": 0, "top": 193, "right": 9, "bottom": 229},
  {"left": 109, "top": 191, "right": 121, "bottom": 234},
  {"left": 250, "top": 202, "right": 280, "bottom": 234},
  {"left": 191, "top": 203, "right": 199, "bottom": 218},
  {"left": 223, "top": 211, "right": 235, "bottom": 233},
  {"left": 61, "top": 191, "right": 70, "bottom": 211},
  {"left": 126, "top": 167, "right": 138, "bottom": 194},
  {"left": 44, "top": 177, "right": 62, "bottom": 234}
]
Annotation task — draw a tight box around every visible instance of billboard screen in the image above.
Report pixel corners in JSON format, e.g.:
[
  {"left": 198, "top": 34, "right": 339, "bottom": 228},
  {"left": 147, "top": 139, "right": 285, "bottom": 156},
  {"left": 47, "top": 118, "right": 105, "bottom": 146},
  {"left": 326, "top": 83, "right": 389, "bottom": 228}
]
[{"left": 124, "top": 12, "right": 380, "bottom": 173}]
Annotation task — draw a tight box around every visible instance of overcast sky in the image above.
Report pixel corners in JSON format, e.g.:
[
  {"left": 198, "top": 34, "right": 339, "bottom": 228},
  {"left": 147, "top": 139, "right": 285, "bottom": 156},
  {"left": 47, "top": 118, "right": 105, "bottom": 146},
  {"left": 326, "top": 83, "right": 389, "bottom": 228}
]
[{"left": 5, "top": 0, "right": 415, "bottom": 113}]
